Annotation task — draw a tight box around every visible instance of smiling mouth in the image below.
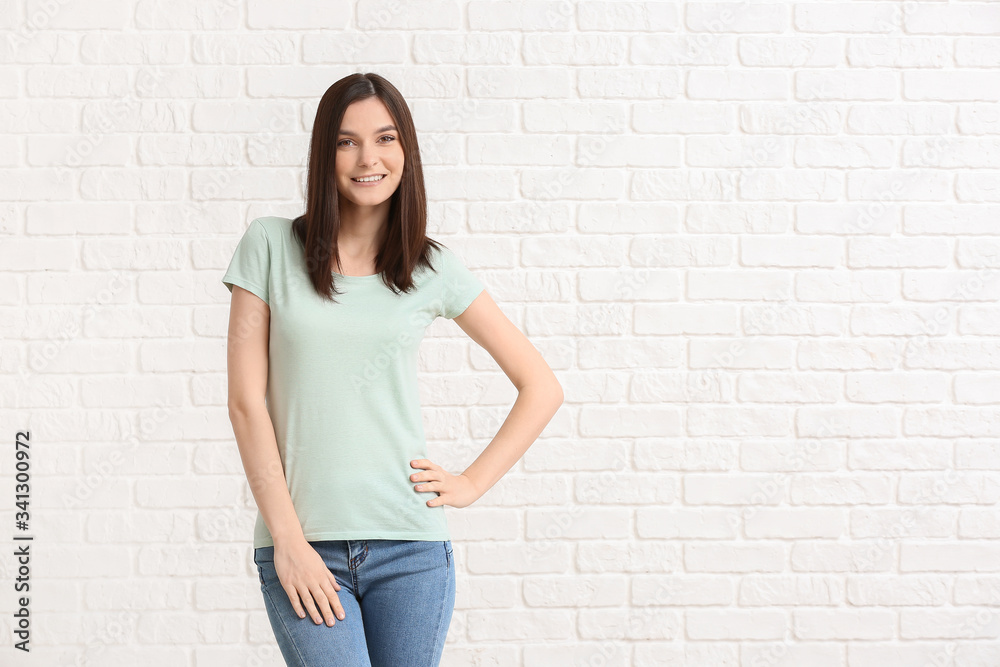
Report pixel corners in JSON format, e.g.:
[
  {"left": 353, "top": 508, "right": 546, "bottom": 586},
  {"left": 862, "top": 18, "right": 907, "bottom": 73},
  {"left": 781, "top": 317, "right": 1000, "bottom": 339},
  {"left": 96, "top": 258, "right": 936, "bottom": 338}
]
[{"left": 351, "top": 174, "right": 386, "bottom": 182}]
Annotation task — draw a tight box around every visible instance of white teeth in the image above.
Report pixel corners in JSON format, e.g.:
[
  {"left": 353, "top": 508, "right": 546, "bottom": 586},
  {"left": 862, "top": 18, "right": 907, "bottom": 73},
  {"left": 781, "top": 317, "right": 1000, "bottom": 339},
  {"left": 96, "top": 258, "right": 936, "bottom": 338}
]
[{"left": 352, "top": 174, "right": 385, "bottom": 183}]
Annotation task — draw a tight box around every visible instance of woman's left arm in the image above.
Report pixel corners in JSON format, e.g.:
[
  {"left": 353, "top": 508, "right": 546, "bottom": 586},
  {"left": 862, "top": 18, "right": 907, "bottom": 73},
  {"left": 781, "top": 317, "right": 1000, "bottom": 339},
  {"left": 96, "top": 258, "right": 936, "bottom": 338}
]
[{"left": 409, "top": 290, "right": 564, "bottom": 508}]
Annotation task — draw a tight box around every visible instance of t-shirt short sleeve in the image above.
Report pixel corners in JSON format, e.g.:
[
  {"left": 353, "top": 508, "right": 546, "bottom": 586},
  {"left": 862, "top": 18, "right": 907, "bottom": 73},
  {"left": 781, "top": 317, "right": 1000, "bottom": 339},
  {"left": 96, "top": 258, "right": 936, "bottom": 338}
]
[
  {"left": 222, "top": 218, "right": 271, "bottom": 305},
  {"left": 435, "top": 245, "right": 485, "bottom": 319}
]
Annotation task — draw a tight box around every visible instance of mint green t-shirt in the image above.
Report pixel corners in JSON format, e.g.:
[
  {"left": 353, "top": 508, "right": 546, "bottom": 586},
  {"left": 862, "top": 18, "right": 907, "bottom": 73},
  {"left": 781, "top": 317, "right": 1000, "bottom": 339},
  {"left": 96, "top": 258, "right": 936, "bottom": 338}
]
[{"left": 222, "top": 216, "right": 485, "bottom": 548}]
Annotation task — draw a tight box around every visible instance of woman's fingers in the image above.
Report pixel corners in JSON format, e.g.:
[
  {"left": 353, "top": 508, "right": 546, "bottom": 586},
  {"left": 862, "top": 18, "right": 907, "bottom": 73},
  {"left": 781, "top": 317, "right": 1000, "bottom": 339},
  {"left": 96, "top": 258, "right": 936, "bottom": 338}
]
[
  {"left": 328, "top": 574, "right": 346, "bottom": 620},
  {"left": 321, "top": 577, "right": 347, "bottom": 621},
  {"left": 280, "top": 578, "right": 327, "bottom": 625},
  {"left": 280, "top": 580, "right": 313, "bottom": 621},
  {"left": 308, "top": 582, "right": 338, "bottom": 626},
  {"left": 301, "top": 585, "right": 325, "bottom": 625},
  {"left": 274, "top": 544, "right": 348, "bottom": 625},
  {"left": 290, "top": 578, "right": 346, "bottom": 627}
]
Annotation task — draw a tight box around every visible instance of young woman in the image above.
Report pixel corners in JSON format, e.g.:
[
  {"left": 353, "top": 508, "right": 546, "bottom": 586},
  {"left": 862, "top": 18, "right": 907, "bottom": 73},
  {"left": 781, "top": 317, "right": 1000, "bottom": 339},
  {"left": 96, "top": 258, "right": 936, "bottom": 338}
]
[{"left": 222, "top": 72, "right": 563, "bottom": 666}]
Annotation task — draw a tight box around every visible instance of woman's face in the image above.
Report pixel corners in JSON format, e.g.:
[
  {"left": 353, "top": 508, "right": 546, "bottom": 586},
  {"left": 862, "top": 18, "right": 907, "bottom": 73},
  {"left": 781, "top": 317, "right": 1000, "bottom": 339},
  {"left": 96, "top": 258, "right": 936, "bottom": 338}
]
[{"left": 334, "top": 97, "right": 405, "bottom": 209}]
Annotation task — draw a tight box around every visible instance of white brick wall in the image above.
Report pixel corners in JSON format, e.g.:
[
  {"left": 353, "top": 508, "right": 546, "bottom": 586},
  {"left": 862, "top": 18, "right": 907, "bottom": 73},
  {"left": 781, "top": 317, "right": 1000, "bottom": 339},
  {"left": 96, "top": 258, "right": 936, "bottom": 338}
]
[{"left": 2, "top": 0, "right": 999, "bottom": 665}]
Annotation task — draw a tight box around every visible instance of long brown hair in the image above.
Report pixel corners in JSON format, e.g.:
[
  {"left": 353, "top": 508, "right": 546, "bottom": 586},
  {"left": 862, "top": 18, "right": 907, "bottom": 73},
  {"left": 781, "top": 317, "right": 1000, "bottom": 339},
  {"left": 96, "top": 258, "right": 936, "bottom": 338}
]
[{"left": 292, "top": 72, "right": 446, "bottom": 301}]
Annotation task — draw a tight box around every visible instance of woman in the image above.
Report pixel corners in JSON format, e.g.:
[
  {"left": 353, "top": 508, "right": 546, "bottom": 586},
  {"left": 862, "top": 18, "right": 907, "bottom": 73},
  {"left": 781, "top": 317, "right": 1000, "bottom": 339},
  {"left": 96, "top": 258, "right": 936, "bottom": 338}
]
[{"left": 222, "top": 72, "right": 563, "bottom": 666}]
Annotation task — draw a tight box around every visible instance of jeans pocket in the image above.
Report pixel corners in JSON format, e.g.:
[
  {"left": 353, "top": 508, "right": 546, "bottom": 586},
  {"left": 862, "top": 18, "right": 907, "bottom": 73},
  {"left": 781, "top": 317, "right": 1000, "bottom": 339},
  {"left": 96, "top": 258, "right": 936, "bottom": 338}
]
[
  {"left": 444, "top": 540, "right": 453, "bottom": 566},
  {"left": 256, "top": 563, "right": 266, "bottom": 586}
]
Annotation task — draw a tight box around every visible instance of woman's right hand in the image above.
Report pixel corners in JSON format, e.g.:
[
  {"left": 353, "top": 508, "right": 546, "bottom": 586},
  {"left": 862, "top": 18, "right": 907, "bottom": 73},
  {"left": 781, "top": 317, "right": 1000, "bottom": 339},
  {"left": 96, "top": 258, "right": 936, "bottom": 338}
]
[{"left": 272, "top": 538, "right": 346, "bottom": 626}]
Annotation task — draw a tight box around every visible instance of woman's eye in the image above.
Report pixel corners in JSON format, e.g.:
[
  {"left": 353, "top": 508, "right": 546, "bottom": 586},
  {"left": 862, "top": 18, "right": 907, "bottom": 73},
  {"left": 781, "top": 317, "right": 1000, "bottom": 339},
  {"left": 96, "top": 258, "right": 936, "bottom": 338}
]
[{"left": 337, "top": 136, "right": 395, "bottom": 147}]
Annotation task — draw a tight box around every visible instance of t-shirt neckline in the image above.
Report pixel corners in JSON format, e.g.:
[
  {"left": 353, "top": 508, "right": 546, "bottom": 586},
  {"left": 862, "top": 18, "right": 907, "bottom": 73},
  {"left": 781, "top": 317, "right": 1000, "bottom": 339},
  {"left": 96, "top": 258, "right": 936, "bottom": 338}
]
[{"left": 331, "top": 270, "right": 381, "bottom": 282}]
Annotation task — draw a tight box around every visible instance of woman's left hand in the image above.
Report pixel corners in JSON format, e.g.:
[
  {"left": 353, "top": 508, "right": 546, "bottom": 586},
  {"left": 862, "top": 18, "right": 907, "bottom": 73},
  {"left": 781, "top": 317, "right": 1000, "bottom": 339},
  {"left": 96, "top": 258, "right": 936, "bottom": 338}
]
[{"left": 409, "top": 459, "right": 480, "bottom": 509}]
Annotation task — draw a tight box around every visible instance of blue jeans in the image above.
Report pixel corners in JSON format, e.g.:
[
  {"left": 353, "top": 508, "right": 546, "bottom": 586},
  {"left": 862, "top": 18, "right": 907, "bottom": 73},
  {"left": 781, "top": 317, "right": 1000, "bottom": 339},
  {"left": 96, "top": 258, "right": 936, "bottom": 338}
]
[{"left": 253, "top": 540, "right": 456, "bottom": 667}]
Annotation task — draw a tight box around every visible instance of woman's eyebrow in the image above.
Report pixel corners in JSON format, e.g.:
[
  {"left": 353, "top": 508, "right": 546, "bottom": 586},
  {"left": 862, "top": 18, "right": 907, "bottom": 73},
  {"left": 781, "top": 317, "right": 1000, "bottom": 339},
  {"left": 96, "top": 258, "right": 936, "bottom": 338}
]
[{"left": 338, "top": 125, "right": 397, "bottom": 137}]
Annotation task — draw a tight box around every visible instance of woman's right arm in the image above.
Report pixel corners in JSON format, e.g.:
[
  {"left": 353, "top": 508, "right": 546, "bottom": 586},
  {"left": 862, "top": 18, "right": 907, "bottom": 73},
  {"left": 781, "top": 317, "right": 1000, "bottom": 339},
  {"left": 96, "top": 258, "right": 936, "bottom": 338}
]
[
  {"left": 225, "top": 286, "right": 304, "bottom": 547},
  {"left": 226, "top": 285, "right": 346, "bottom": 626}
]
